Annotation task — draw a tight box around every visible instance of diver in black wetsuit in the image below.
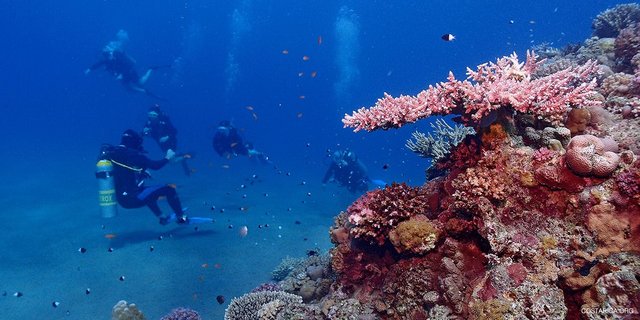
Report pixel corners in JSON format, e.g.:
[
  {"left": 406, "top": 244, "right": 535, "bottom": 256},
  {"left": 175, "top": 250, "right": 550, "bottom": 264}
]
[
  {"left": 84, "top": 30, "right": 163, "bottom": 98},
  {"left": 143, "top": 105, "right": 177, "bottom": 153},
  {"left": 142, "top": 105, "right": 193, "bottom": 176},
  {"left": 212, "top": 120, "right": 270, "bottom": 164},
  {"left": 108, "top": 129, "right": 188, "bottom": 225},
  {"left": 322, "top": 149, "right": 370, "bottom": 193}
]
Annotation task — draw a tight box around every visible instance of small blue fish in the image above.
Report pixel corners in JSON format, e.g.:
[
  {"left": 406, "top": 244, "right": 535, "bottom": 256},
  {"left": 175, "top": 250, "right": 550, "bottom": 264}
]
[{"left": 371, "top": 179, "right": 387, "bottom": 187}]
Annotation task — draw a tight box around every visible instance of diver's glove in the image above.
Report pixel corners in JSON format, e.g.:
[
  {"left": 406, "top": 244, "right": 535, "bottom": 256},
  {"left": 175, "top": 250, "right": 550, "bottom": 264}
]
[{"left": 165, "top": 149, "right": 176, "bottom": 160}]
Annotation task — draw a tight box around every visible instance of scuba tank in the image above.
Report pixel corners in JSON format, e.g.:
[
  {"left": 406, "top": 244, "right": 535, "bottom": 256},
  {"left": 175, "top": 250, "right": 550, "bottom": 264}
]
[{"left": 96, "top": 145, "right": 117, "bottom": 218}]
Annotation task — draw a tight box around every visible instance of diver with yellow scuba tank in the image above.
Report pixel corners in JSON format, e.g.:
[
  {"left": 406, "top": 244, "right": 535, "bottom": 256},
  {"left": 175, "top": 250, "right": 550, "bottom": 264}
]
[{"left": 98, "top": 129, "right": 188, "bottom": 225}]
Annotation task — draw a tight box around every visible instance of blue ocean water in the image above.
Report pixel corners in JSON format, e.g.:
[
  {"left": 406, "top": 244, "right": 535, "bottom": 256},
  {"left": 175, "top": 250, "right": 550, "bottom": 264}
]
[{"left": 0, "top": 1, "right": 627, "bottom": 319}]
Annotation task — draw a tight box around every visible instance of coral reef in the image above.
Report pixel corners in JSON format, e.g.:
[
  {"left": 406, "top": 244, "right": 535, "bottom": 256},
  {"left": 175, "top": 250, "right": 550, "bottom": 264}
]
[
  {"left": 592, "top": 3, "right": 640, "bottom": 38},
  {"left": 565, "top": 134, "right": 620, "bottom": 177},
  {"left": 112, "top": 300, "right": 146, "bottom": 320},
  {"left": 229, "top": 4, "right": 640, "bottom": 320},
  {"left": 615, "top": 23, "right": 640, "bottom": 72},
  {"left": 251, "top": 282, "right": 283, "bottom": 293},
  {"left": 343, "top": 51, "right": 600, "bottom": 131},
  {"left": 271, "top": 257, "right": 304, "bottom": 281},
  {"left": 277, "top": 254, "right": 333, "bottom": 302},
  {"left": 224, "top": 291, "right": 304, "bottom": 320},
  {"left": 406, "top": 118, "right": 475, "bottom": 161},
  {"left": 160, "top": 307, "right": 201, "bottom": 320}
]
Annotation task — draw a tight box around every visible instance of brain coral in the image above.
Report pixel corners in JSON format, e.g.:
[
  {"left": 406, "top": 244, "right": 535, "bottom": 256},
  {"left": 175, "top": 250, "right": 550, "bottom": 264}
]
[{"left": 565, "top": 134, "right": 620, "bottom": 177}]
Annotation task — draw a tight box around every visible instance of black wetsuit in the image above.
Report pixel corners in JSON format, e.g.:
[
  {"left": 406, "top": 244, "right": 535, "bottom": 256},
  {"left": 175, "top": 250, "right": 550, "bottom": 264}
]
[
  {"left": 109, "top": 145, "right": 183, "bottom": 218},
  {"left": 322, "top": 160, "right": 370, "bottom": 193},
  {"left": 213, "top": 127, "right": 248, "bottom": 157},
  {"left": 89, "top": 51, "right": 141, "bottom": 87},
  {"left": 143, "top": 115, "right": 177, "bottom": 153}
]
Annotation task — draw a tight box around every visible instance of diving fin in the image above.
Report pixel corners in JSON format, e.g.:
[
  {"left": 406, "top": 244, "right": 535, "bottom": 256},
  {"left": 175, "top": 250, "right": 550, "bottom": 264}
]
[{"left": 167, "top": 213, "right": 214, "bottom": 225}]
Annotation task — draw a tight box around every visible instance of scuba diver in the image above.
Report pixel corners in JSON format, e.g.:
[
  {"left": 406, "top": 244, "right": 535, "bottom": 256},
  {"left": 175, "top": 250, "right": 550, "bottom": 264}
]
[
  {"left": 212, "top": 120, "right": 270, "bottom": 164},
  {"left": 84, "top": 30, "right": 165, "bottom": 99},
  {"left": 106, "top": 129, "right": 188, "bottom": 225},
  {"left": 142, "top": 104, "right": 193, "bottom": 176},
  {"left": 322, "top": 149, "right": 370, "bottom": 193}
]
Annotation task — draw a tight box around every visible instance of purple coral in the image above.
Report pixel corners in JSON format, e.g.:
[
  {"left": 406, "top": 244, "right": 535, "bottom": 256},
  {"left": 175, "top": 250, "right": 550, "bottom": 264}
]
[{"left": 160, "top": 307, "right": 201, "bottom": 320}]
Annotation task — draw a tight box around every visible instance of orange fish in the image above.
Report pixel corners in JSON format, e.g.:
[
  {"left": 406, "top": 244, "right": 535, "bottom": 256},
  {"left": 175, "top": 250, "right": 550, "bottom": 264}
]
[
  {"left": 104, "top": 233, "right": 117, "bottom": 239},
  {"left": 168, "top": 183, "right": 177, "bottom": 189},
  {"left": 245, "top": 105, "right": 254, "bottom": 111},
  {"left": 299, "top": 95, "right": 306, "bottom": 99},
  {"left": 214, "top": 263, "right": 222, "bottom": 269},
  {"left": 252, "top": 112, "right": 258, "bottom": 120},
  {"left": 230, "top": 142, "right": 238, "bottom": 148},
  {"left": 317, "top": 35, "right": 323, "bottom": 45},
  {"left": 297, "top": 112, "right": 304, "bottom": 118},
  {"left": 281, "top": 49, "right": 289, "bottom": 54},
  {"left": 221, "top": 164, "right": 230, "bottom": 169},
  {"left": 201, "top": 263, "right": 209, "bottom": 268},
  {"left": 302, "top": 55, "right": 310, "bottom": 61},
  {"left": 310, "top": 71, "right": 317, "bottom": 78},
  {"left": 298, "top": 72, "right": 304, "bottom": 77}
]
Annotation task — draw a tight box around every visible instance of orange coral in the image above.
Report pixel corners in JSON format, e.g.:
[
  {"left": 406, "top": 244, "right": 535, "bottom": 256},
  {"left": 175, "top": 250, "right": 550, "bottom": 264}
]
[
  {"left": 565, "top": 108, "right": 591, "bottom": 134},
  {"left": 586, "top": 202, "right": 640, "bottom": 256}
]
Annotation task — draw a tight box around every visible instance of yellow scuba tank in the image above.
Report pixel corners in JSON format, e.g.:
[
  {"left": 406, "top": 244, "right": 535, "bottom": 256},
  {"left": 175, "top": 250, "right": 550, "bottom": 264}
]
[{"left": 96, "top": 159, "right": 117, "bottom": 218}]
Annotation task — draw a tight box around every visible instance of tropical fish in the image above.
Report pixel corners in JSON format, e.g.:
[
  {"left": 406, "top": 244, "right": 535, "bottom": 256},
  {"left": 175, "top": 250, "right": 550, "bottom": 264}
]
[
  {"left": 239, "top": 225, "right": 248, "bottom": 237},
  {"left": 441, "top": 33, "right": 455, "bottom": 41}
]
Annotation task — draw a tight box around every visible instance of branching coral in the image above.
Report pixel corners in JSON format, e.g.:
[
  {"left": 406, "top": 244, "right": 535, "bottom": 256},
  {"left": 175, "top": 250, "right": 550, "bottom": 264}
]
[
  {"left": 224, "top": 291, "right": 302, "bottom": 320},
  {"left": 406, "top": 119, "right": 475, "bottom": 162},
  {"left": 343, "top": 51, "right": 600, "bottom": 131}
]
